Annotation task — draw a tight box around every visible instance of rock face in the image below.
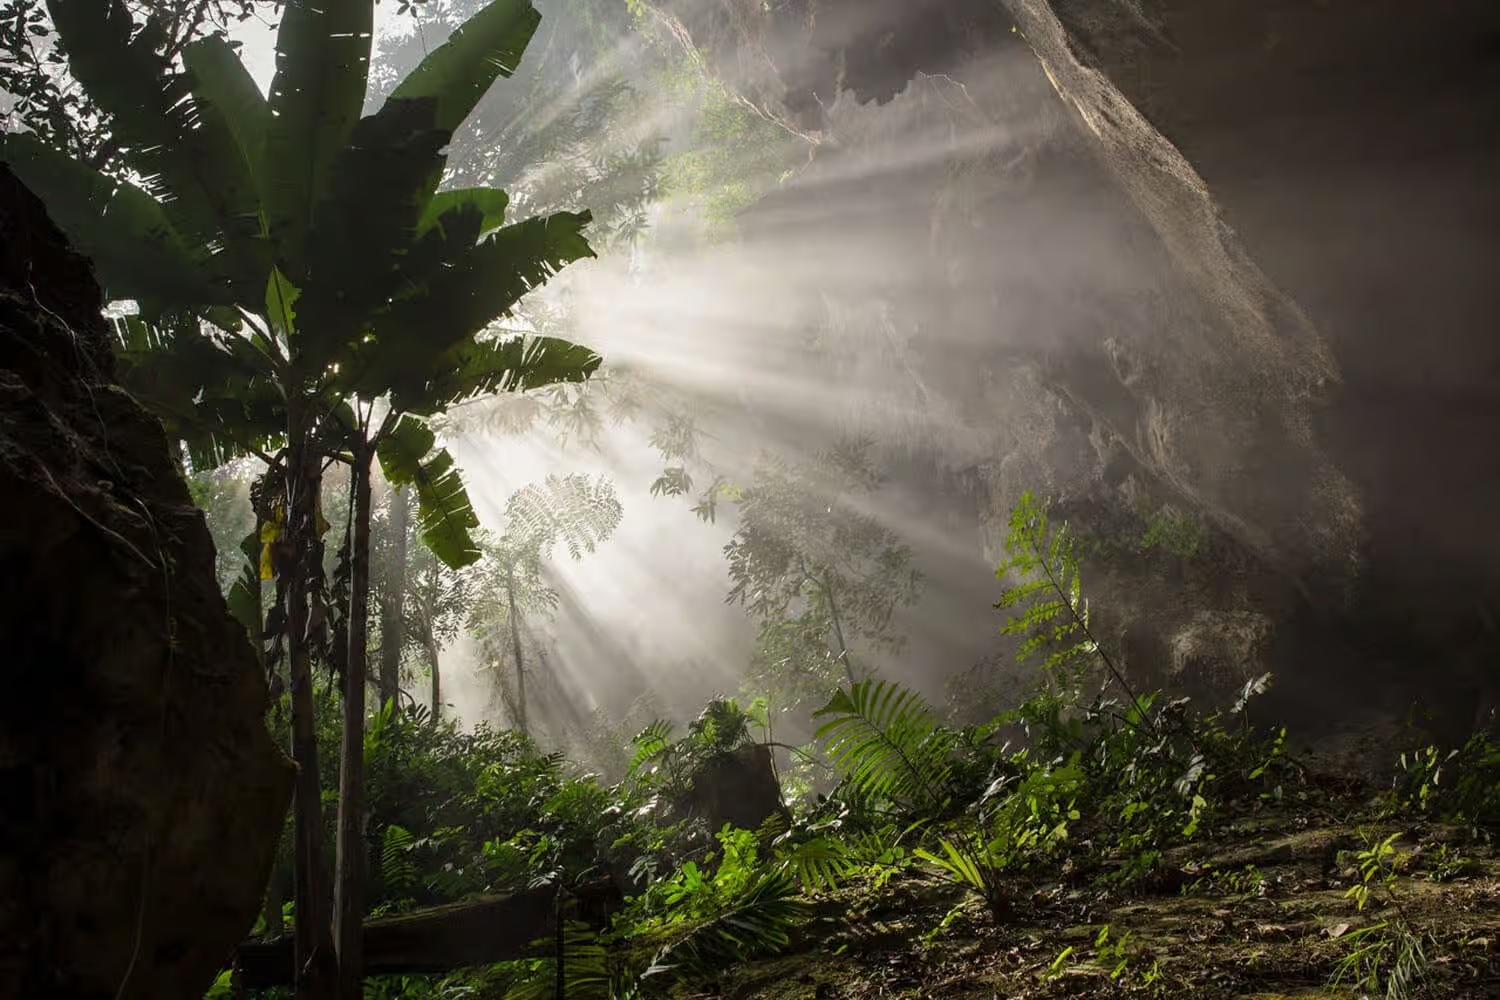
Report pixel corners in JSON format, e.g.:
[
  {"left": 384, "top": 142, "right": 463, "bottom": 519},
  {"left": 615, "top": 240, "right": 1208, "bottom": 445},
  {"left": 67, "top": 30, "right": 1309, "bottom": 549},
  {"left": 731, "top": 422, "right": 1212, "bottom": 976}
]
[
  {"left": 994, "top": 0, "right": 1500, "bottom": 732},
  {"left": 0, "top": 165, "right": 293, "bottom": 999},
  {"left": 643, "top": 0, "right": 1500, "bottom": 745}
]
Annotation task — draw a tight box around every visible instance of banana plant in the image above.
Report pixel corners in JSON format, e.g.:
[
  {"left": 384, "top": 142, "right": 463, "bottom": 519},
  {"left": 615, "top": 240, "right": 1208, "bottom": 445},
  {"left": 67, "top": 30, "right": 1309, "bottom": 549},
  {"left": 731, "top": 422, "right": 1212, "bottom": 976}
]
[{"left": 1, "top": 2, "right": 601, "bottom": 996}]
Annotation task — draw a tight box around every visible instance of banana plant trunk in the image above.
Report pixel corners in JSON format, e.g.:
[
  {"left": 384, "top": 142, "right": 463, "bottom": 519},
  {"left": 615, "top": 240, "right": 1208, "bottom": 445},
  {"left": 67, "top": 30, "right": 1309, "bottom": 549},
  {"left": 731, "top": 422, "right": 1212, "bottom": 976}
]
[
  {"left": 283, "top": 409, "right": 339, "bottom": 999},
  {"left": 378, "top": 487, "right": 407, "bottom": 708},
  {"left": 505, "top": 567, "right": 527, "bottom": 737},
  {"left": 334, "top": 444, "right": 372, "bottom": 999}
]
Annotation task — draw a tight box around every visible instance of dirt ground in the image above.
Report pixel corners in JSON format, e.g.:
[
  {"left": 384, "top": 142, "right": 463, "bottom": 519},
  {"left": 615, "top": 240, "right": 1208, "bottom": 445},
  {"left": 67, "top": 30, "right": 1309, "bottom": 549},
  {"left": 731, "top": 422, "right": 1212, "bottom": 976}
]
[{"left": 666, "top": 802, "right": 1500, "bottom": 1000}]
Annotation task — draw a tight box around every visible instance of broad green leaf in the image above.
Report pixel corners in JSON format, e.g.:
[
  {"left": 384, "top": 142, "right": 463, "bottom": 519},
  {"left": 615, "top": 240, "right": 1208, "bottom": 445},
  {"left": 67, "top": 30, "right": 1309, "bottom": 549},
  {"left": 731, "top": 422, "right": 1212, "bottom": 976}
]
[
  {"left": 417, "top": 187, "right": 510, "bottom": 237},
  {"left": 0, "top": 133, "right": 226, "bottom": 315},
  {"left": 182, "top": 36, "right": 271, "bottom": 180},
  {"left": 264, "top": 0, "right": 374, "bottom": 277},
  {"left": 265, "top": 267, "right": 300, "bottom": 339},
  {"left": 339, "top": 210, "right": 595, "bottom": 398},
  {"left": 376, "top": 415, "right": 481, "bottom": 569},
  {"left": 113, "top": 316, "right": 282, "bottom": 468},
  {"left": 227, "top": 529, "right": 264, "bottom": 645},
  {"left": 295, "top": 96, "right": 448, "bottom": 370},
  {"left": 392, "top": 335, "right": 600, "bottom": 416},
  {"left": 387, "top": 0, "right": 539, "bottom": 138},
  {"left": 48, "top": 1, "right": 263, "bottom": 298}
]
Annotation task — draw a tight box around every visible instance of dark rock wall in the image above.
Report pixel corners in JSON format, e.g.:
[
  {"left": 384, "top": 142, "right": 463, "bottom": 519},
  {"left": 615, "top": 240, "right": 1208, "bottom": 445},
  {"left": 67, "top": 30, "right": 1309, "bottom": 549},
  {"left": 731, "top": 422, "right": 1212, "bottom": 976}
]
[
  {"left": 0, "top": 165, "right": 292, "bottom": 999},
  {"left": 1002, "top": 0, "right": 1500, "bottom": 732}
]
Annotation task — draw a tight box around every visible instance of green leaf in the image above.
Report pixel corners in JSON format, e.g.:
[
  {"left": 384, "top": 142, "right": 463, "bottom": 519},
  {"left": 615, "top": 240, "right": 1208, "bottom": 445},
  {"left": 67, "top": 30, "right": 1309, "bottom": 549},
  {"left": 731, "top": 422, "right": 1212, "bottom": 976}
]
[
  {"left": 340, "top": 210, "right": 595, "bottom": 398},
  {"left": 387, "top": 0, "right": 540, "bottom": 138},
  {"left": 265, "top": 267, "right": 301, "bottom": 339},
  {"left": 113, "top": 316, "right": 283, "bottom": 468},
  {"left": 264, "top": 0, "right": 374, "bottom": 277},
  {"left": 393, "top": 334, "right": 600, "bottom": 416},
  {"left": 48, "top": 2, "right": 264, "bottom": 300},
  {"left": 0, "top": 133, "right": 225, "bottom": 315},
  {"left": 295, "top": 95, "right": 449, "bottom": 370},
  {"left": 375, "top": 415, "right": 481, "bottom": 568},
  {"left": 226, "top": 528, "right": 264, "bottom": 651},
  {"left": 417, "top": 187, "right": 510, "bottom": 237},
  {"left": 812, "top": 679, "right": 955, "bottom": 811}
]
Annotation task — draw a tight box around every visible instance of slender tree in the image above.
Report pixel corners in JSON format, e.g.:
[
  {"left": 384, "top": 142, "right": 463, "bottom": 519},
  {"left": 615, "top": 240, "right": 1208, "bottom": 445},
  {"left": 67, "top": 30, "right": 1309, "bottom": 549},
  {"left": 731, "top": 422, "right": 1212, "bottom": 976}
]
[{"left": 468, "top": 473, "right": 621, "bottom": 735}]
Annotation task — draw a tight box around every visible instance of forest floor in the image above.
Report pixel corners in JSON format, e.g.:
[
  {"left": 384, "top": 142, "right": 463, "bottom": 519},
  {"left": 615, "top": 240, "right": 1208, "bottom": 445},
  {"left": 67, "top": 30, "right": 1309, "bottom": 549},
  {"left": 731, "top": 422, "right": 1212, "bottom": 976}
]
[{"left": 666, "top": 795, "right": 1500, "bottom": 1000}]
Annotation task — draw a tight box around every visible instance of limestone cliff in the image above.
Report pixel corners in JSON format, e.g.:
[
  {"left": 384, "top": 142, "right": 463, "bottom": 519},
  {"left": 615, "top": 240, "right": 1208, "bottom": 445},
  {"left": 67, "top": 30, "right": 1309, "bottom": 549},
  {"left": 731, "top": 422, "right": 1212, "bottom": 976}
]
[{"left": 0, "top": 164, "right": 293, "bottom": 999}]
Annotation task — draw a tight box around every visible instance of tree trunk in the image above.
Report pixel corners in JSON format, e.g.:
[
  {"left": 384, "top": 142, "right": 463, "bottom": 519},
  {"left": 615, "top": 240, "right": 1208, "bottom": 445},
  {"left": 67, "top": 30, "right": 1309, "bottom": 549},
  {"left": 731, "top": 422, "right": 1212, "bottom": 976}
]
[
  {"left": 426, "top": 632, "right": 442, "bottom": 722},
  {"left": 378, "top": 486, "right": 407, "bottom": 708},
  {"left": 821, "top": 575, "right": 857, "bottom": 684},
  {"left": 335, "top": 446, "right": 372, "bottom": 999},
  {"left": 505, "top": 567, "right": 528, "bottom": 736},
  {"left": 283, "top": 411, "right": 339, "bottom": 999}
]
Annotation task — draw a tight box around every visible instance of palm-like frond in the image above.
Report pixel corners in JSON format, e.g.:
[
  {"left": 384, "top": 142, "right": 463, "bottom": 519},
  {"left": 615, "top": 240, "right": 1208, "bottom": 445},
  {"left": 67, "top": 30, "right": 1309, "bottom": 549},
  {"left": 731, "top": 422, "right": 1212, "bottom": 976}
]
[
  {"left": 642, "top": 868, "right": 807, "bottom": 979},
  {"left": 394, "top": 335, "right": 601, "bottom": 417},
  {"left": 111, "top": 314, "right": 282, "bottom": 467},
  {"left": 341, "top": 209, "right": 595, "bottom": 399},
  {"left": 0, "top": 134, "right": 227, "bottom": 316},
  {"left": 502, "top": 473, "right": 621, "bottom": 561},
  {"left": 813, "top": 679, "right": 956, "bottom": 812},
  {"left": 504, "top": 922, "right": 616, "bottom": 1000}
]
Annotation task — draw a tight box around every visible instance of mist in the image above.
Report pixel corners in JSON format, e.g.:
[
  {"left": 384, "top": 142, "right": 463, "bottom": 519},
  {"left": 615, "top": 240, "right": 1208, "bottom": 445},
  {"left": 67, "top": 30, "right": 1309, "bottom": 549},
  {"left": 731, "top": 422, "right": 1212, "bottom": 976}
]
[{"left": 203, "top": 0, "right": 1500, "bottom": 755}]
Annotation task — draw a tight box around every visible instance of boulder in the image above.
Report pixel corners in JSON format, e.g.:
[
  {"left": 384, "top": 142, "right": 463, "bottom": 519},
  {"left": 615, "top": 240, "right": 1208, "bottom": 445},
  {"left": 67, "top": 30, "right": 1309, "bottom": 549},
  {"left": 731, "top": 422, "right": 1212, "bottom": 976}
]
[{"left": 0, "top": 164, "right": 293, "bottom": 1000}]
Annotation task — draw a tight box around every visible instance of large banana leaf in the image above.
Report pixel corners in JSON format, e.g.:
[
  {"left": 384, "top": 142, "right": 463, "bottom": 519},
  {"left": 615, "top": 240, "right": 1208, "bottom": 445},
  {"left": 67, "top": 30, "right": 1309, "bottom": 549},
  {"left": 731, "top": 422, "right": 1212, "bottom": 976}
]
[
  {"left": 338, "top": 210, "right": 595, "bottom": 399},
  {"left": 392, "top": 335, "right": 601, "bottom": 416},
  {"left": 263, "top": 0, "right": 374, "bottom": 279},
  {"left": 114, "top": 316, "right": 283, "bottom": 468},
  {"left": 295, "top": 0, "right": 540, "bottom": 367},
  {"left": 0, "top": 134, "right": 228, "bottom": 316},
  {"left": 294, "top": 97, "right": 449, "bottom": 371},
  {"left": 375, "top": 415, "right": 482, "bottom": 568},
  {"left": 416, "top": 188, "right": 509, "bottom": 237},
  {"left": 179, "top": 35, "right": 275, "bottom": 302},
  {"left": 47, "top": 0, "right": 263, "bottom": 299},
  {"left": 387, "top": 0, "right": 540, "bottom": 140}
]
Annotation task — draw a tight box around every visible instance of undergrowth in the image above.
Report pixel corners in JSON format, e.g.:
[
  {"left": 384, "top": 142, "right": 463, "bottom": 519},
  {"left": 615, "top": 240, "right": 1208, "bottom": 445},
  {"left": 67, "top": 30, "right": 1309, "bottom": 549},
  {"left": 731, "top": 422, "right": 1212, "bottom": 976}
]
[{"left": 235, "top": 491, "right": 1500, "bottom": 1000}]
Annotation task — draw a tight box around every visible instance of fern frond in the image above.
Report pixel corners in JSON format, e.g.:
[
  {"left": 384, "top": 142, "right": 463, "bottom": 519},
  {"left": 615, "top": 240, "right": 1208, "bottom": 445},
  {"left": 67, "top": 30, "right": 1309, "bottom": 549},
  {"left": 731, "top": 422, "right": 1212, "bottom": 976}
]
[
  {"left": 813, "top": 679, "right": 955, "bottom": 812},
  {"left": 629, "top": 720, "right": 674, "bottom": 777},
  {"left": 381, "top": 824, "right": 419, "bottom": 899},
  {"left": 643, "top": 868, "right": 807, "bottom": 979},
  {"left": 778, "top": 836, "right": 855, "bottom": 894},
  {"left": 504, "top": 922, "right": 616, "bottom": 1000}
]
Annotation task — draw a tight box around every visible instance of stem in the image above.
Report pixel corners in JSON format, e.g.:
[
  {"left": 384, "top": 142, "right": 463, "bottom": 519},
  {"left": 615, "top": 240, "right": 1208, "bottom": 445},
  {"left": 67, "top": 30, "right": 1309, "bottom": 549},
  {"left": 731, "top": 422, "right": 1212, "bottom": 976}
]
[
  {"left": 334, "top": 442, "right": 372, "bottom": 999},
  {"left": 820, "top": 572, "right": 856, "bottom": 685},
  {"left": 378, "top": 487, "right": 408, "bottom": 708},
  {"left": 506, "top": 566, "right": 528, "bottom": 737},
  {"left": 1029, "top": 526, "right": 1155, "bottom": 735},
  {"left": 283, "top": 405, "right": 338, "bottom": 999}
]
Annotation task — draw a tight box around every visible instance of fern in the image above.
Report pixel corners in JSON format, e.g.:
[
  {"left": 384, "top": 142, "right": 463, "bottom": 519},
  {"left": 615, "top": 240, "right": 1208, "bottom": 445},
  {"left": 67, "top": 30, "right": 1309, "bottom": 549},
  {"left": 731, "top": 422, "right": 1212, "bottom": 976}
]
[
  {"left": 997, "top": 492, "right": 1151, "bottom": 726},
  {"left": 642, "top": 868, "right": 808, "bottom": 979},
  {"left": 380, "top": 824, "right": 419, "bottom": 900},
  {"left": 628, "top": 720, "right": 674, "bottom": 777},
  {"left": 505, "top": 922, "right": 621, "bottom": 1000},
  {"left": 813, "top": 679, "right": 956, "bottom": 812}
]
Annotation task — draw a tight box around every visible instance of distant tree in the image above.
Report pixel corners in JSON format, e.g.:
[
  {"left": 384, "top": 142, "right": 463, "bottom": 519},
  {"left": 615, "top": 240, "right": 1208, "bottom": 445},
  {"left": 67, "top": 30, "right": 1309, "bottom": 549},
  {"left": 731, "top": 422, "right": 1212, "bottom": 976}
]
[
  {"left": 469, "top": 473, "right": 621, "bottom": 735},
  {"left": 724, "top": 441, "right": 924, "bottom": 706}
]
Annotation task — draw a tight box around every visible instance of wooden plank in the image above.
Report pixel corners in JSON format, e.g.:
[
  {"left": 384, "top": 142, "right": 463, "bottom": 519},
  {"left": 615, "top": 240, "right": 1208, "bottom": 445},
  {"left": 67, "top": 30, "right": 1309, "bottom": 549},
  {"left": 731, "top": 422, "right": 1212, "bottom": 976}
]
[{"left": 237, "top": 885, "right": 560, "bottom": 988}]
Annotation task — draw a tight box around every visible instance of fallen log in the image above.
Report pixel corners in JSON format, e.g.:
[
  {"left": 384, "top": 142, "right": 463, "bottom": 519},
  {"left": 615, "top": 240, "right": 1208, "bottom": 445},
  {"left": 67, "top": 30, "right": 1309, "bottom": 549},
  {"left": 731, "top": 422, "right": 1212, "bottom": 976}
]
[{"left": 237, "top": 885, "right": 561, "bottom": 988}]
